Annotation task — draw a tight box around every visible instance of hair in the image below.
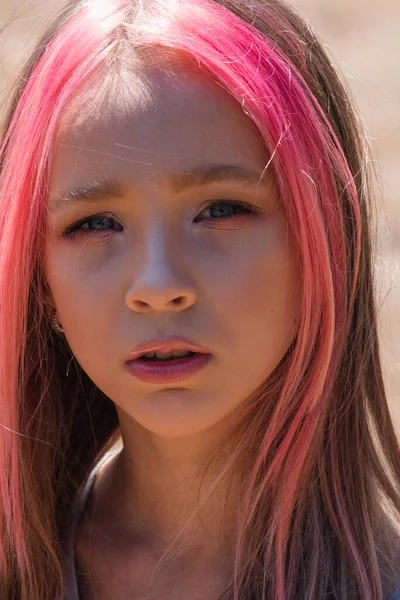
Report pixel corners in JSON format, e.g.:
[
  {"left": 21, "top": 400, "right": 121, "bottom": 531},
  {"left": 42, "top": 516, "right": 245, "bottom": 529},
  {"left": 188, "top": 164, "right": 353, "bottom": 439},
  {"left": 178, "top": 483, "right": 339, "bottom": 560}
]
[{"left": 0, "top": 0, "right": 399, "bottom": 598}]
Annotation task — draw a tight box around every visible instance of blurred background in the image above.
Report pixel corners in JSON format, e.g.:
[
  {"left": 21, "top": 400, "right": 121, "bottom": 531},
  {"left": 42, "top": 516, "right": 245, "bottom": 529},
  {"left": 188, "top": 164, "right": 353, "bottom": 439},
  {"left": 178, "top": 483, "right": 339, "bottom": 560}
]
[{"left": 0, "top": 0, "right": 399, "bottom": 426}]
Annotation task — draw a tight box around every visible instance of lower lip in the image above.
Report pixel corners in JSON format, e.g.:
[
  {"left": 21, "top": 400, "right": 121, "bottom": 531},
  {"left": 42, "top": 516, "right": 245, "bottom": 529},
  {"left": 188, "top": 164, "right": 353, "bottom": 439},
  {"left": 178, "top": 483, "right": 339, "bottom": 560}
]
[{"left": 124, "top": 353, "right": 213, "bottom": 384}]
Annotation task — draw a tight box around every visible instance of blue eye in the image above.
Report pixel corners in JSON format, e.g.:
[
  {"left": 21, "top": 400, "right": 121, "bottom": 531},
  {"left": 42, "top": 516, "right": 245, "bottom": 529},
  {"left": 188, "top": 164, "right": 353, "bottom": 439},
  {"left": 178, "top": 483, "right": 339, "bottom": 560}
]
[
  {"left": 83, "top": 216, "right": 116, "bottom": 230},
  {"left": 196, "top": 200, "right": 258, "bottom": 221},
  {"left": 62, "top": 214, "right": 123, "bottom": 238}
]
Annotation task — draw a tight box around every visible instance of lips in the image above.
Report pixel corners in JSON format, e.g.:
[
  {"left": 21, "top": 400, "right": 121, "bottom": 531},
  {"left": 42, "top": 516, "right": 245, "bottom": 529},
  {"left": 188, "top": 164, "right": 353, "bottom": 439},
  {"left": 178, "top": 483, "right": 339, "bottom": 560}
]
[
  {"left": 124, "top": 337, "right": 213, "bottom": 384},
  {"left": 125, "top": 337, "right": 211, "bottom": 362}
]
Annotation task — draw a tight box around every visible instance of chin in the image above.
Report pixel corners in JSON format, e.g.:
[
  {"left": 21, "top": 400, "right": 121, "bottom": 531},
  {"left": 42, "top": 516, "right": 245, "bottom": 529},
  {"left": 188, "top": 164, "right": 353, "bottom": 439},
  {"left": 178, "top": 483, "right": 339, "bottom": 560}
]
[{"left": 119, "top": 388, "right": 238, "bottom": 439}]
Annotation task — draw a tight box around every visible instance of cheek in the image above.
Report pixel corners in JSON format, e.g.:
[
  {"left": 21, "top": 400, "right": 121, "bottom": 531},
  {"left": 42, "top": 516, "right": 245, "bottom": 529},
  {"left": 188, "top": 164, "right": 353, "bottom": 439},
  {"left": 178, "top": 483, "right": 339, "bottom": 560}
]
[
  {"left": 44, "top": 256, "right": 120, "bottom": 381},
  {"left": 207, "top": 217, "right": 301, "bottom": 365},
  {"left": 44, "top": 246, "right": 119, "bottom": 346},
  {"left": 204, "top": 216, "right": 301, "bottom": 322}
]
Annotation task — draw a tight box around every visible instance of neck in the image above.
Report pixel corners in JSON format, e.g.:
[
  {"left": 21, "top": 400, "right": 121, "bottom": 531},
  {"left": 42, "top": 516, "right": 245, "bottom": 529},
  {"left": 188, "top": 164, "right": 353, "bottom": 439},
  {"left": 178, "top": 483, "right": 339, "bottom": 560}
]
[{"left": 92, "top": 417, "right": 241, "bottom": 569}]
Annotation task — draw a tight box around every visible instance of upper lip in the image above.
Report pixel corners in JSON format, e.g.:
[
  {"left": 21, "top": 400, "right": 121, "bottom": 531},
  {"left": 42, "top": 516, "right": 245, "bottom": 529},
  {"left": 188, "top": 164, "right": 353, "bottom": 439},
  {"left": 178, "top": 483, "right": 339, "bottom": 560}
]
[{"left": 126, "top": 337, "right": 212, "bottom": 361}]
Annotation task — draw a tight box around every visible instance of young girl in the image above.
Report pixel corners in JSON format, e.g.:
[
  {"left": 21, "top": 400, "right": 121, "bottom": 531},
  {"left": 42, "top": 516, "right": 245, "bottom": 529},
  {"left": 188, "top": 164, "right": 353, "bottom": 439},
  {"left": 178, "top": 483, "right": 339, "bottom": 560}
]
[{"left": 0, "top": 0, "right": 399, "bottom": 598}]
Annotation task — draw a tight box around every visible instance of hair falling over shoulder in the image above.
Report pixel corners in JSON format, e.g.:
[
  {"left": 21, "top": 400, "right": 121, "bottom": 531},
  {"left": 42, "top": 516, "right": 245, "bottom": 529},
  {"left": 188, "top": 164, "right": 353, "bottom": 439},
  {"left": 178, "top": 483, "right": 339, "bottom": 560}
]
[{"left": 0, "top": 0, "right": 399, "bottom": 598}]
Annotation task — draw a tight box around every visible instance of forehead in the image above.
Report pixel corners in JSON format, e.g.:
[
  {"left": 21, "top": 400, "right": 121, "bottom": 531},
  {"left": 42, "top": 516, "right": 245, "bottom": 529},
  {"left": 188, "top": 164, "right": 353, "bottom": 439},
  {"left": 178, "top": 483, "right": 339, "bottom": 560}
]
[{"left": 53, "top": 63, "right": 268, "bottom": 192}]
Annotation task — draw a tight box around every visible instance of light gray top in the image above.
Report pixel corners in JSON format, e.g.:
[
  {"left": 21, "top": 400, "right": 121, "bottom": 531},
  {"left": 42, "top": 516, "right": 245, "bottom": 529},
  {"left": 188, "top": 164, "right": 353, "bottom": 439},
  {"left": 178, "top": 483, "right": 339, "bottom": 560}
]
[{"left": 62, "top": 447, "right": 400, "bottom": 600}]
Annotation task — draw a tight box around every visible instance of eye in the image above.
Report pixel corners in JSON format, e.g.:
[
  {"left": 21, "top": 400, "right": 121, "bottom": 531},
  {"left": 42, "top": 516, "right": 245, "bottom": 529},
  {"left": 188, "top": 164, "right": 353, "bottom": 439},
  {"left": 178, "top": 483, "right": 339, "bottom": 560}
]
[
  {"left": 195, "top": 200, "right": 261, "bottom": 222},
  {"left": 62, "top": 213, "right": 123, "bottom": 239},
  {"left": 60, "top": 201, "right": 262, "bottom": 240}
]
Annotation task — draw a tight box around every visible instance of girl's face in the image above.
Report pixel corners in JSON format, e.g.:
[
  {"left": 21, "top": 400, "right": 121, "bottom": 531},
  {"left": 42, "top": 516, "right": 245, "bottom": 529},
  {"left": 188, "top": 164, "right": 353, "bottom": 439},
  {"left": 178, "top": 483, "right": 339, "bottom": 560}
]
[{"left": 45, "top": 65, "right": 301, "bottom": 438}]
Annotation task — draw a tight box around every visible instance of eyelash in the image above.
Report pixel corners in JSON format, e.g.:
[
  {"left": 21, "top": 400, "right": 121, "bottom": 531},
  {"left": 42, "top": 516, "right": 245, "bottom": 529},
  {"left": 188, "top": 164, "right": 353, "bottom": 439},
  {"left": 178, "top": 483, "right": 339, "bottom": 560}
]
[{"left": 61, "top": 200, "right": 262, "bottom": 239}]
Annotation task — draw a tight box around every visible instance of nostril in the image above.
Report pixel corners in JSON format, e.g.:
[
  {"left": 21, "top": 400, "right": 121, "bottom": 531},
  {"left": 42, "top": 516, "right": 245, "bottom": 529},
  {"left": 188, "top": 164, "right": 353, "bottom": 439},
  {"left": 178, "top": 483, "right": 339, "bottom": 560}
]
[
  {"left": 171, "top": 296, "right": 185, "bottom": 306},
  {"left": 135, "top": 300, "right": 150, "bottom": 310},
  {"left": 127, "top": 291, "right": 197, "bottom": 312}
]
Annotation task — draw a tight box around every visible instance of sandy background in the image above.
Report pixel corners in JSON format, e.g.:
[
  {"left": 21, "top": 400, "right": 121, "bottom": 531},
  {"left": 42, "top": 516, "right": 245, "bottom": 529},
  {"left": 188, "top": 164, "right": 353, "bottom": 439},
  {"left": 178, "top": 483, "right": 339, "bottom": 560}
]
[{"left": 0, "top": 0, "right": 399, "bottom": 426}]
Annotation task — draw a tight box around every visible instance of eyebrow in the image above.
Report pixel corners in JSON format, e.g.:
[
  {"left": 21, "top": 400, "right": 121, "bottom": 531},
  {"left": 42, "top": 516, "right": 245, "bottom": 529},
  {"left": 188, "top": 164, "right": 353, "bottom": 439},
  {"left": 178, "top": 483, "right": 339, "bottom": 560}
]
[{"left": 52, "top": 164, "right": 271, "bottom": 210}]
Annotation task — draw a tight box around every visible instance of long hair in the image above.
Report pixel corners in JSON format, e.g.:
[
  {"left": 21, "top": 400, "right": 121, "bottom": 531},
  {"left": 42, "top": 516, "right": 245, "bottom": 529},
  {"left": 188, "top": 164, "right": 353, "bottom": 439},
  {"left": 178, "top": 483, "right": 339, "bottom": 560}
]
[{"left": 0, "top": 0, "right": 399, "bottom": 598}]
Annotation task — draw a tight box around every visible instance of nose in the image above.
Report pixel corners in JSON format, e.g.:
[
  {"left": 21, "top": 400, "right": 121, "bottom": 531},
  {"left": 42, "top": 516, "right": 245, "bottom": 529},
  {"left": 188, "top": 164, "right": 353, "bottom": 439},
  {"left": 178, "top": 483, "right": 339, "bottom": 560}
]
[{"left": 125, "top": 233, "right": 198, "bottom": 314}]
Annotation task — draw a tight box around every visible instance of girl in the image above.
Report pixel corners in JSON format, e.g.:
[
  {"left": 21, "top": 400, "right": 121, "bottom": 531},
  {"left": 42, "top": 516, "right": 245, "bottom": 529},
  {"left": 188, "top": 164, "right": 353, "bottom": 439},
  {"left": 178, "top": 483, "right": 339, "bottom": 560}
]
[{"left": 0, "top": 0, "right": 399, "bottom": 598}]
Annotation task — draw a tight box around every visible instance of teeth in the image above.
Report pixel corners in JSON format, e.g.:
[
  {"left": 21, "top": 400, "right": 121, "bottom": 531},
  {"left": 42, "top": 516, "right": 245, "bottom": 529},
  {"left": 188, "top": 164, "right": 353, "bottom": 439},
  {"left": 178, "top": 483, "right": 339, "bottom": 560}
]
[{"left": 142, "top": 350, "right": 192, "bottom": 359}]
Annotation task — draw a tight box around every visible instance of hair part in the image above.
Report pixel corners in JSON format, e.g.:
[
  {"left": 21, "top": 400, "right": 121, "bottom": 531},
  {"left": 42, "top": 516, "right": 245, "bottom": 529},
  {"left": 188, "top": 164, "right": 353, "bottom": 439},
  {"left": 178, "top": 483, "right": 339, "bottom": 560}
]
[{"left": 0, "top": 0, "right": 400, "bottom": 598}]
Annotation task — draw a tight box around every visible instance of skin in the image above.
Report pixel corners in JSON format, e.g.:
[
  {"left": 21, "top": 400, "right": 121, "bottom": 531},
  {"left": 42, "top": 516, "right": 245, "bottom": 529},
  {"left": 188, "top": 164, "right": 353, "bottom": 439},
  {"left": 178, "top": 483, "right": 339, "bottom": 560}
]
[{"left": 44, "top": 63, "right": 302, "bottom": 598}]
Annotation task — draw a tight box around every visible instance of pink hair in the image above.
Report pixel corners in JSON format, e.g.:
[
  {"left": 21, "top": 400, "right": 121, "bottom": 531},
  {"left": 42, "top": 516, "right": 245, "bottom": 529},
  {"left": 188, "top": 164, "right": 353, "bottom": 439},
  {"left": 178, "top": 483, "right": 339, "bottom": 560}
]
[{"left": 0, "top": 0, "right": 398, "bottom": 598}]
